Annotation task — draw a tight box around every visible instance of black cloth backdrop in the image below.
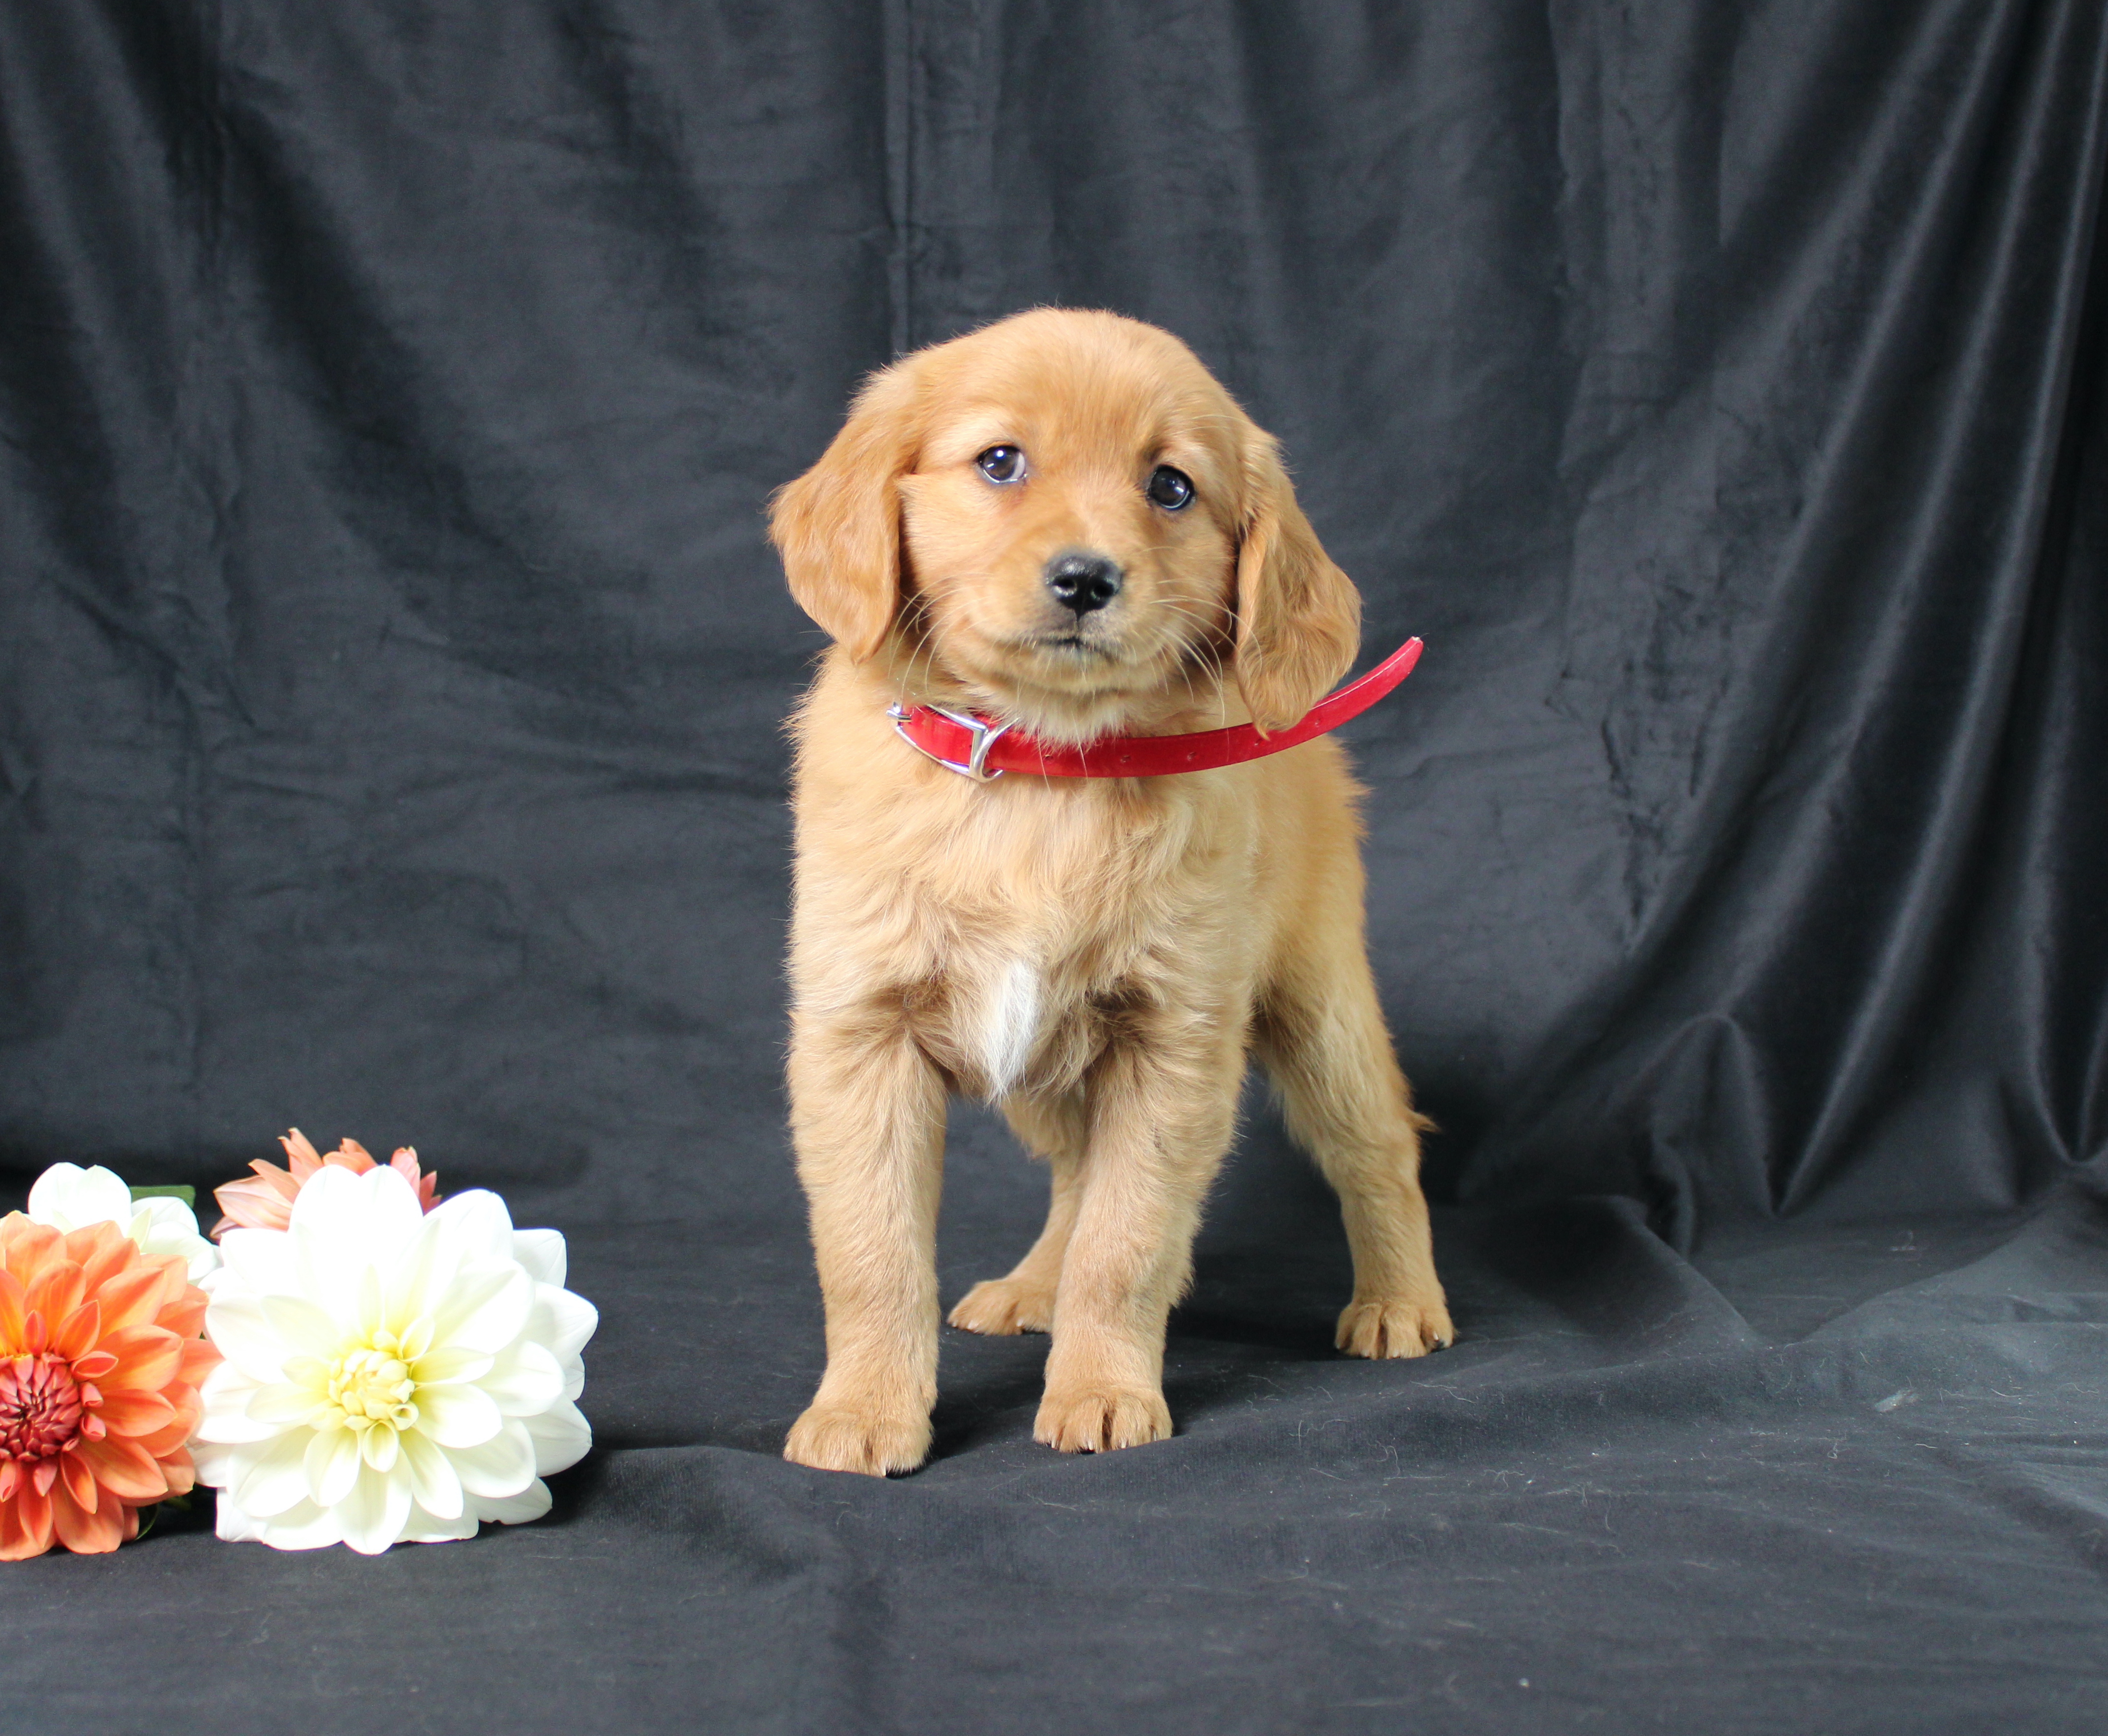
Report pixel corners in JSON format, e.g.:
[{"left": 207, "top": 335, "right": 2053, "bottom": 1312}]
[{"left": 4, "top": 2, "right": 2107, "bottom": 1731}]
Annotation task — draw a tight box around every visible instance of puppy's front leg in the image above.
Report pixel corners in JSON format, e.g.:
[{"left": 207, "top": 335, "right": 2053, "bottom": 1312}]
[
  {"left": 1036, "top": 1032, "right": 1242, "bottom": 1454},
  {"left": 784, "top": 1013, "right": 946, "bottom": 1476}
]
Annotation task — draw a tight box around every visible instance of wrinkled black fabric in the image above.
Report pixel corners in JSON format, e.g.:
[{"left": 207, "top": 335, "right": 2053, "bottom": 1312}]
[{"left": 2, "top": 3, "right": 2105, "bottom": 1731}]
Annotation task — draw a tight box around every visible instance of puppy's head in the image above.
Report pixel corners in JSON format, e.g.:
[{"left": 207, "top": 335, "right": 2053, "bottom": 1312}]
[{"left": 770, "top": 309, "right": 1359, "bottom": 742}]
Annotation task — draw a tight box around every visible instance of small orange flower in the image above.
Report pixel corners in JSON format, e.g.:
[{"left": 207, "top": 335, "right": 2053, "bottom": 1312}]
[
  {"left": 211, "top": 1130, "right": 440, "bottom": 1238},
  {"left": 0, "top": 1214, "right": 220, "bottom": 1559}
]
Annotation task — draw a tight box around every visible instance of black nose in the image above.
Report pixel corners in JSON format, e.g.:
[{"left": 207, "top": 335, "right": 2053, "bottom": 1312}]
[{"left": 1044, "top": 553, "right": 1123, "bottom": 616}]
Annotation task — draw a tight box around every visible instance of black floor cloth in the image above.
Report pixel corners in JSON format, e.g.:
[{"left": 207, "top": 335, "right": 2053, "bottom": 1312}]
[
  {"left": 11, "top": 1139, "right": 2108, "bottom": 1733},
  {"left": 5, "top": 3, "right": 2108, "bottom": 1730}
]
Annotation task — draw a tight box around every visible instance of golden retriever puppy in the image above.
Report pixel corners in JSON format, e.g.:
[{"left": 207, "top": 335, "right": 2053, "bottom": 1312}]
[{"left": 768, "top": 308, "right": 1449, "bottom": 1476}]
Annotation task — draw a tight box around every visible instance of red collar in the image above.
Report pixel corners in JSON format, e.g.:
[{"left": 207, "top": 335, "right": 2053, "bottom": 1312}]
[{"left": 886, "top": 637, "right": 1422, "bottom": 780}]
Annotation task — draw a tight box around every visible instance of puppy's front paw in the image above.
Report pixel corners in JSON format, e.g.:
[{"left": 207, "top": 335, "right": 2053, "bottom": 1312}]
[
  {"left": 1034, "top": 1386, "right": 1172, "bottom": 1454},
  {"left": 784, "top": 1403, "right": 932, "bottom": 1477},
  {"left": 948, "top": 1277, "right": 1055, "bottom": 1336},
  {"left": 1336, "top": 1295, "right": 1454, "bottom": 1359}
]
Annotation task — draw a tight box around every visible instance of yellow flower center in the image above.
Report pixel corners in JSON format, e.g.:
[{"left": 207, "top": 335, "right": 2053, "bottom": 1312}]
[{"left": 326, "top": 1333, "right": 419, "bottom": 1434}]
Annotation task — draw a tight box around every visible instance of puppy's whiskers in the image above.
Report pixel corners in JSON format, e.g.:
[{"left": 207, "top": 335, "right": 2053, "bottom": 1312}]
[{"left": 892, "top": 593, "right": 942, "bottom": 710}]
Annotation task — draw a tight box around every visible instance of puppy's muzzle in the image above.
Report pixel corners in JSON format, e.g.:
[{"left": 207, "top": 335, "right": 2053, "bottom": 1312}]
[{"left": 1044, "top": 552, "right": 1123, "bottom": 616}]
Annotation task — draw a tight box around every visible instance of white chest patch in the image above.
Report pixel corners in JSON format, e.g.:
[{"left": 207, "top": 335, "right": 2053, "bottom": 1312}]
[{"left": 978, "top": 958, "right": 1043, "bottom": 1100}]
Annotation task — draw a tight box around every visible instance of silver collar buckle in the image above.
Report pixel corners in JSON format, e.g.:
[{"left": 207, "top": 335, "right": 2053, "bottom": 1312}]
[{"left": 888, "top": 703, "right": 1012, "bottom": 781}]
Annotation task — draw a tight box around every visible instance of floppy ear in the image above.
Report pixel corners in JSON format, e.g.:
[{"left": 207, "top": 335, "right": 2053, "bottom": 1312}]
[
  {"left": 768, "top": 364, "right": 921, "bottom": 661},
  {"left": 1233, "top": 428, "right": 1362, "bottom": 733}
]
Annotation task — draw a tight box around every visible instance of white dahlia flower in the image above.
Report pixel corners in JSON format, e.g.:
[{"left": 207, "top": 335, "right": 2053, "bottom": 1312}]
[
  {"left": 27, "top": 1161, "right": 220, "bottom": 1281},
  {"left": 191, "top": 1164, "right": 596, "bottom": 1553}
]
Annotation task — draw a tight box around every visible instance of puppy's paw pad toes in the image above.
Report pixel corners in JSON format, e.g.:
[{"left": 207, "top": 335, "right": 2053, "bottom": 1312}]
[
  {"left": 1335, "top": 1298, "right": 1455, "bottom": 1359},
  {"left": 1034, "top": 1388, "right": 1172, "bottom": 1454},
  {"left": 784, "top": 1405, "right": 932, "bottom": 1477},
  {"left": 947, "top": 1278, "right": 1054, "bottom": 1336}
]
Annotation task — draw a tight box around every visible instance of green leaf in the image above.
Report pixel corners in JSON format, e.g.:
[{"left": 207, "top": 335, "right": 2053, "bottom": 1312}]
[{"left": 128, "top": 1184, "right": 196, "bottom": 1205}]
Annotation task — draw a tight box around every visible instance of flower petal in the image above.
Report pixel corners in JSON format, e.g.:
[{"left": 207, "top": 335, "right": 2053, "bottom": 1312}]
[
  {"left": 138, "top": 1396, "right": 202, "bottom": 1459},
  {"left": 135, "top": 1196, "right": 217, "bottom": 1280},
  {"left": 400, "top": 1505, "right": 479, "bottom": 1543},
  {"left": 202, "top": 1296, "right": 290, "bottom": 1385},
  {"left": 213, "top": 1178, "right": 294, "bottom": 1236},
  {"left": 28, "top": 1163, "right": 135, "bottom": 1233},
  {"left": 52, "top": 1298, "right": 102, "bottom": 1361},
  {"left": 159, "top": 1446, "right": 196, "bottom": 1498},
  {"left": 195, "top": 1364, "right": 282, "bottom": 1444},
  {"left": 361, "top": 1424, "right": 402, "bottom": 1474},
  {"left": 216, "top": 1490, "right": 344, "bottom": 1551},
  {"left": 414, "top": 1381, "right": 502, "bottom": 1450},
  {"left": 49, "top": 1479, "right": 125, "bottom": 1554},
  {"left": 432, "top": 1264, "right": 532, "bottom": 1355},
  {"left": 387, "top": 1219, "right": 461, "bottom": 1340},
  {"left": 304, "top": 1422, "right": 361, "bottom": 1507},
  {"left": 78, "top": 1435, "right": 169, "bottom": 1504},
  {"left": 262, "top": 1294, "right": 344, "bottom": 1361},
  {"left": 84, "top": 1261, "right": 161, "bottom": 1334},
  {"left": 447, "top": 1419, "right": 538, "bottom": 1499},
  {"left": 288, "top": 1158, "right": 360, "bottom": 1221},
  {"left": 95, "top": 1389, "right": 178, "bottom": 1437},
  {"left": 522, "top": 1399, "right": 593, "bottom": 1476},
  {"left": 337, "top": 1461, "right": 413, "bottom": 1555},
  {"left": 288, "top": 1171, "right": 392, "bottom": 1325},
  {"left": 246, "top": 1383, "right": 331, "bottom": 1428},
  {"left": 3, "top": 1218, "right": 63, "bottom": 1286},
  {"left": 73, "top": 1228, "right": 134, "bottom": 1299},
  {"left": 60, "top": 1220, "right": 125, "bottom": 1269},
  {"left": 409, "top": 1345, "right": 493, "bottom": 1387},
  {"left": 471, "top": 1478, "right": 553, "bottom": 1527},
  {"left": 58, "top": 1444, "right": 99, "bottom": 1515},
  {"left": 98, "top": 1323, "right": 182, "bottom": 1393},
  {"left": 25, "top": 1260, "right": 87, "bottom": 1337},
  {"left": 188, "top": 1436, "right": 240, "bottom": 1487},
  {"left": 23, "top": 1162, "right": 83, "bottom": 1227},
  {"left": 0, "top": 1485, "right": 55, "bottom": 1559},
  {"left": 0, "top": 1267, "right": 28, "bottom": 1350},
  {"left": 529, "top": 1284, "right": 598, "bottom": 1363},
  {"left": 400, "top": 1427, "right": 464, "bottom": 1520},
  {"left": 425, "top": 1189, "right": 515, "bottom": 1266},
  {"left": 154, "top": 1289, "right": 208, "bottom": 1341},
  {"left": 217, "top": 1225, "right": 300, "bottom": 1293},
  {"left": 362, "top": 1265, "right": 394, "bottom": 1342},
  {"left": 480, "top": 1339, "right": 565, "bottom": 1417},
  {"left": 308, "top": 1163, "right": 423, "bottom": 1247},
  {"left": 510, "top": 1229, "right": 566, "bottom": 1288},
  {"left": 233, "top": 1428, "right": 317, "bottom": 1518}
]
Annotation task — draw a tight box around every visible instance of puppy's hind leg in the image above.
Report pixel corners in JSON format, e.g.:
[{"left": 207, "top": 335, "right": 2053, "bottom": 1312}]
[
  {"left": 948, "top": 1091, "right": 1084, "bottom": 1336},
  {"left": 1257, "top": 943, "right": 1453, "bottom": 1359}
]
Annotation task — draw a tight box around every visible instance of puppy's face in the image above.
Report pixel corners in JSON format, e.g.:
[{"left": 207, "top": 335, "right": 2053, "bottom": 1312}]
[
  {"left": 772, "top": 309, "right": 1359, "bottom": 744},
  {"left": 896, "top": 331, "right": 1240, "bottom": 732}
]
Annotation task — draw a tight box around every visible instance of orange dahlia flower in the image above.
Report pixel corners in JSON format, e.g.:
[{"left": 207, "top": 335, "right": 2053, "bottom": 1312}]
[
  {"left": 211, "top": 1129, "right": 440, "bottom": 1238},
  {"left": 0, "top": 1214, "right": 219, "bottom": 1559}
]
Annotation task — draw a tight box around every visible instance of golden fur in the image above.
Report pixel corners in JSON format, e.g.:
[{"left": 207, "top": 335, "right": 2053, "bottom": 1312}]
[{"left": 768, "top": 308, "right": 1449, "bottom": 1475}]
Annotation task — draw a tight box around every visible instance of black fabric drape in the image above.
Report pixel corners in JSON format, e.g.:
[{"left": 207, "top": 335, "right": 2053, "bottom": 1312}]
[{"left": 3, "top": 4, "right": 2105, "bottom": 1731}]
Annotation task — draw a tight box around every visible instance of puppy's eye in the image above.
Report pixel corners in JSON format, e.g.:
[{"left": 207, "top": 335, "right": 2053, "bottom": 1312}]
[
  {"left": 1146, "top": 465, "right": 1194, "bottom": 510},
  {"left": 976, "top": 446, "right": 1026, "bottom": 484}
]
